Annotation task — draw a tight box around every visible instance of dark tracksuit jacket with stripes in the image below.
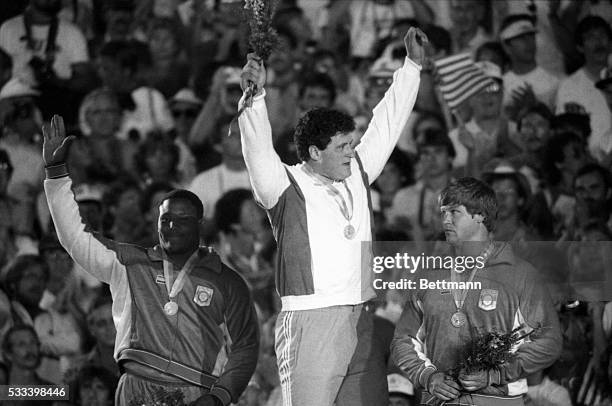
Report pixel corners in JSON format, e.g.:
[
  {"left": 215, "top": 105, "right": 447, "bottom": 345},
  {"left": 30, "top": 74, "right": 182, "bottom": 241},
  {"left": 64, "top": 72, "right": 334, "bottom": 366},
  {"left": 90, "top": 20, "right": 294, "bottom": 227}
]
[
  {"left": 391, "top": 242, "right": 562, "bottom": 404},
  {"left": 45, "top": 174, "right": 259, "bottom": 405}
]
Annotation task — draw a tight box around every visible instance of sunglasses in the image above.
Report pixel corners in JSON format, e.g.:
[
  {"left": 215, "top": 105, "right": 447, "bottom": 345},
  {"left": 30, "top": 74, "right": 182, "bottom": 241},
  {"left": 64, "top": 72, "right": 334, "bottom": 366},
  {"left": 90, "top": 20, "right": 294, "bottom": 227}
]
[
  {"left": 482, "top": 82, "right": 501, "bottom": 94},
  {"left": 11, "top": 102, "right": 34, "bottom": 120},
  {"left": 172, "top": 109, "right": 198, "bottom": 119},
  {"left": 369, "top": 77, "right": 393, "bottom": 87}
]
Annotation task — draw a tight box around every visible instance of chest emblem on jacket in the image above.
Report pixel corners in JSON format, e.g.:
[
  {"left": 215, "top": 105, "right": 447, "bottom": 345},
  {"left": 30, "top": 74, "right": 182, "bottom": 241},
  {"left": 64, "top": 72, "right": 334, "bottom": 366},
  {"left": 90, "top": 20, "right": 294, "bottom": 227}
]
[
  {"left": 478, "top": 289, "right": 498, "bottom": 311},
  {"left": 194, "top": 285, "right": 214, "bottom": 306}
]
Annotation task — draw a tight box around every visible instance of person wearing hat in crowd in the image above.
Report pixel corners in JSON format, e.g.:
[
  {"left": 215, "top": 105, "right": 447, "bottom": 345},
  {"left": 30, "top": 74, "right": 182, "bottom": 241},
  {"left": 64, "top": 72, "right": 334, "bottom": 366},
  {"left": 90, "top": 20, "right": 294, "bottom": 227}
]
[
  {"left": 482, "top": 159, "right": 539, "bottom": 243},
  {"left": 0, "top": 77, "right": 45, "bottom": 234},
  {"left": 43, "top": 115, "right": 260, "bottom": 405},
  {"left": 238, "top": 26, "right": 427, "bottom": 406},
  {"left": 449, "top": 60, "right": 521, "bottom": 177},
  {"left": 392, "top": 177, "right": 562, "bottom": 406},
  {"left": 388, "top": 128, "right": 455, "bottom": 241},
  {"left": 170, "top": 88, "right": 202, "bottom": 184},
  {"left": 500, "top": 14, "right": 562, "bottom": 119},
  {"left": 387, "top": 373, "right": 415, "bottom": 406},
  {"left": 555, "top": 16, "right": 612, "bottom": 163}
]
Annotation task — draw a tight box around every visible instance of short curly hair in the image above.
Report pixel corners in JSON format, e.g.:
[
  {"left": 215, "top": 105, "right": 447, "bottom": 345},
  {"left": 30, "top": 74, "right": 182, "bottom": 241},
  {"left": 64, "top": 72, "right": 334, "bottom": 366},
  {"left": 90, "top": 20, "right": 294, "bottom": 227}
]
[{"left": 294, "top": 108, "right": 355, "bottom": 162}]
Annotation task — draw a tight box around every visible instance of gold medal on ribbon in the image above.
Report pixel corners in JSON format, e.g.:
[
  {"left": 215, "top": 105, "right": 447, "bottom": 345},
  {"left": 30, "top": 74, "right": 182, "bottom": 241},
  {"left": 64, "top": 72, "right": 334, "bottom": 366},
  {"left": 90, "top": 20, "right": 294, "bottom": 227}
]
[{"left": 164, "top": 301, "right": 178, "bottom": 316}]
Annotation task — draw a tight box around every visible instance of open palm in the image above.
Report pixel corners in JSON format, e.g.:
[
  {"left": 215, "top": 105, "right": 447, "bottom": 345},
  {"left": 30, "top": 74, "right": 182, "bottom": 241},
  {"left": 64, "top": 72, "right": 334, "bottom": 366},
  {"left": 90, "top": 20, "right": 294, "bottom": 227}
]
[{"left": 42, "top": 115, "right": 74, "bottom": 167}]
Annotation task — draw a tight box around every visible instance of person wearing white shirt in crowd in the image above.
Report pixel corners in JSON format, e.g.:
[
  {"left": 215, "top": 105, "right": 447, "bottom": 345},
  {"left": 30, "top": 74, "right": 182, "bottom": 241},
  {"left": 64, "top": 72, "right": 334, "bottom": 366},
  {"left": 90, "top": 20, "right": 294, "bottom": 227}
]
[
  {"left": 346, "top": 0, "right": 432, "bottom": 59},
  {"left": 0, "top": 0, "right": 90, "bottom": 89},
  {"left": 189, "top": 117, "right": 251, "bottom": 220},
  {"left": 388, "top": 128, "right": 455, "bottom": 241},
  {"left": 169, "top": 88, "right": 201, "bottom": 185},
  {"left": 500, "top": 14, "right": 561, "bottom": 118},
  {"left": 556, "top": 16, "right": 612, "bottom": 162},
  {"left": 448, "top": 0, "right": 491, "bottom": 55},
  {"left": 95, "top": 40, "right": 174, "bottom": 141},
  {"left": 449, "top": 61, "right": 520, "bottom": 175}
]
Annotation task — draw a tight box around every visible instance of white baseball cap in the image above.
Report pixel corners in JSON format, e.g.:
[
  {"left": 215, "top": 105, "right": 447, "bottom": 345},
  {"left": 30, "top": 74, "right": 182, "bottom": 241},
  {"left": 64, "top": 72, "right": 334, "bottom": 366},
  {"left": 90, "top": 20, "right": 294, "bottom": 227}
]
[
  {"left": 170, "top": 88, "right": 203, "bottom": 105},
  {"left": 0, "top": 77, "right": 40, "bottom": 100},
  {"left": 500, "top": 17, "right": 537, "bottom": 41},
  {"left": 475, "top": 61, "right": 503, "bottom": 81}
]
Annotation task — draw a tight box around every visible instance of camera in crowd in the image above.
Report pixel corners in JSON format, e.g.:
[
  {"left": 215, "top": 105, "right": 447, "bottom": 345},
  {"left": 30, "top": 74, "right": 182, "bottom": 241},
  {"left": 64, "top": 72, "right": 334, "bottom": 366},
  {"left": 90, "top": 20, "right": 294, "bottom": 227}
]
[{"left": 28, "top": 56, "right": 56, "bottom": 84}]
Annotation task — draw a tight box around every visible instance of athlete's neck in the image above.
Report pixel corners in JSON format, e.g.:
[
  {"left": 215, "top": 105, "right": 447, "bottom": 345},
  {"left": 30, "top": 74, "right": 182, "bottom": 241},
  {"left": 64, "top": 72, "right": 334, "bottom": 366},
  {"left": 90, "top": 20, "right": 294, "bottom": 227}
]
[
  {"left": 167, "top": 248, "right": 198, "bottom": 269},
  {"left": 305, "top": 161, "right": 337, "bottom": 183}
]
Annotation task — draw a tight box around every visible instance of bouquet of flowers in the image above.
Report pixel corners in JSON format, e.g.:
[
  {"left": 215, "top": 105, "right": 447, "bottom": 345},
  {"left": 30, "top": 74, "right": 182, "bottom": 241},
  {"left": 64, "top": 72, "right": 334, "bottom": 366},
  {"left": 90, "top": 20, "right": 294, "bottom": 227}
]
[
  {"left": 241, "top": 0, "right": 280, "bottom": 109},
  {"left": 450, "top": 327, "right": 529, "bottom": 377},
  {"left": 434, "top": 325, "right": 539, "bottom": 406},
  {"left": 128, "top": 386, "right": 186, "bottom": 406}
]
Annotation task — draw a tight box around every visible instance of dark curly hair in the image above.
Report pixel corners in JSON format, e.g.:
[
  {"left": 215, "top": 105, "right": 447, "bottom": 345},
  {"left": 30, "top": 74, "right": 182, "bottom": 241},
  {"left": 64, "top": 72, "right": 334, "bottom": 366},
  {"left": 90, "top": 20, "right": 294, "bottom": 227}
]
[
  {"left": 2, "top": 324, "right": 39, "bottom": 357},
  {"left": 439, "top": 177, "right": 498, "bottom": 232},
  {"left": 134, "top": 133, "right": 180, "bottom": 180},
  {"left": 214, "top": 188, "right": 253, "bottom": 234},
  {"left": 70, "top": 365, "right": 118, "bottom": 405},
  {"left": 294, "top": 108, "right": 355, "bottom": 162},
  {"left": 3, "top": 255, "right": 49, "bottom": 298}
]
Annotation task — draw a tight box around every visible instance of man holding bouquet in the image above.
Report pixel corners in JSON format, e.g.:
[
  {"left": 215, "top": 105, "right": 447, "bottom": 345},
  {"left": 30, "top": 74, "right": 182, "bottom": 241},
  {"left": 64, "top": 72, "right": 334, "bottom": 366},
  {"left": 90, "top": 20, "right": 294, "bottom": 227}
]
[
  {"left": 238, "top": 26, "right": 427, "bottom": 406},
  {"left": 392, "top": 177, "right": 562, "bottom": 405}
]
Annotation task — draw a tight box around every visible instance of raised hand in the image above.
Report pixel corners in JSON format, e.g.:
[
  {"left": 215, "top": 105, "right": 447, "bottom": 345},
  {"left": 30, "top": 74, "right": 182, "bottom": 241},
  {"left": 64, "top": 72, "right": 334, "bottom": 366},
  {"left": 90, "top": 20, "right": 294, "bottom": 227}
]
[
  {"left": 42, "top": 115, "right": 75, "bottom": 167},
  {"left": 241, "top": 53, "right": 266, "bottom": 97},
  {"left": 404, "top": 27, "right": 429, "bottom": 67},
  {"left": 510, "top": 84, "right": 536, "bottom": 110}
]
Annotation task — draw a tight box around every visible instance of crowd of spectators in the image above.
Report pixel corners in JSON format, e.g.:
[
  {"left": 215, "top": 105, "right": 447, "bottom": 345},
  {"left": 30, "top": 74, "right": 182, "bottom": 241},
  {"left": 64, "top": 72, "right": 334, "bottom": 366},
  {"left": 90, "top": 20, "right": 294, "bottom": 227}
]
[{"left": 1, "top": 0, "right": 612, "bottom": 404}]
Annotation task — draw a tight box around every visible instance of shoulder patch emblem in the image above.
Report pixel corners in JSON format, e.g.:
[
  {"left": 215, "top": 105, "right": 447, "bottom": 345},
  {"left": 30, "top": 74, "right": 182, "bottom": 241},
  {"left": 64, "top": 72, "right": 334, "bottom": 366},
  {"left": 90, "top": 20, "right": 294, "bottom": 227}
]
[
  {"left": 478, "top": 289, "right": 498, "bottom": 311},
  {"left": 194, "top": 285, "right": 214, "bottom": 307}
]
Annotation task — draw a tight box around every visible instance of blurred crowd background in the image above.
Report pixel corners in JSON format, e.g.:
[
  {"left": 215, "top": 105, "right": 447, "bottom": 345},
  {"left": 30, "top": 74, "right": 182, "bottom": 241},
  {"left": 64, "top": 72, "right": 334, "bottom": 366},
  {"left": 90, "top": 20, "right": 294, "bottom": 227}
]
[{"left": 1, "top": 0, "right": 612, "bottom": 405}]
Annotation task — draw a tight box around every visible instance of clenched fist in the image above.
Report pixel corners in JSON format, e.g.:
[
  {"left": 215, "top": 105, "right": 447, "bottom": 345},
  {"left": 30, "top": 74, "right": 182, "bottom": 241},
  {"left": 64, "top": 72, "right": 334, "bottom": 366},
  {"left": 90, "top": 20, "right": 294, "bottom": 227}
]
[{"left": 241, "top": 53, "right": 266, "bottom": 98}]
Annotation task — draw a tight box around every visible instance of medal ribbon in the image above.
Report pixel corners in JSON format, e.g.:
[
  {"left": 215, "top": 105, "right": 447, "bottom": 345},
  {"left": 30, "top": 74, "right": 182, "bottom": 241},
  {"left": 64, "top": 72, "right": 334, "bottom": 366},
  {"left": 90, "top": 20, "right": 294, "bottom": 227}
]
[
  {"left": 451, "top": 242, "right": 495, "bottom": 311},
  {"left": 302, "top": 164, "right": 354, "bottom": 222},
  {"left": 162, "top": 250, "right": 200, "bottom": 301}
]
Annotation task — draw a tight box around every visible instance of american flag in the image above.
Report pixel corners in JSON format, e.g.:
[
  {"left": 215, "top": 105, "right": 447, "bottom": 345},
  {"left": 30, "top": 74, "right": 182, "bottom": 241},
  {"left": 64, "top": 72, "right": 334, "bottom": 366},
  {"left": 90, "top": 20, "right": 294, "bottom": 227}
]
[{"left": 434, "top": 53, "right": 495, "bottom": 110}]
